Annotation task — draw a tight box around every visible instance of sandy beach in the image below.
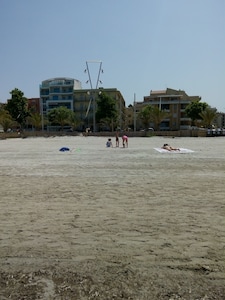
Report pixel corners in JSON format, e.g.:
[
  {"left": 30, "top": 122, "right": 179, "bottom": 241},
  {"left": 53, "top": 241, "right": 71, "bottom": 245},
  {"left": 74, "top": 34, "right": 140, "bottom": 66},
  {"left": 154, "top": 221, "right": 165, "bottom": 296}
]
[{"left": 0, "top": 135, "right": 224, "bottom": 299}]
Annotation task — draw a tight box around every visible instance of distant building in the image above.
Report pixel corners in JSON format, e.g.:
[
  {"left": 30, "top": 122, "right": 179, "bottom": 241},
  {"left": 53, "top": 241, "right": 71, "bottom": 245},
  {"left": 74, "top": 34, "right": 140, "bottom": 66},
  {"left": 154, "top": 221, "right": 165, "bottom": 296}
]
[
  {"left": 28, "top": 98, "right": 40, "bottom": 113},
  {"left": 135, "top": 88, "right": 201, "bottom": 131},
  {"left": 125, "top": 105, "right": 136, "bottom": 131},
  {"left": 215, "top": 112, "right": 225, "bottom": 129},
  {"left": 39, "top": 79, "right": 126, "bottom": 131},
  {"left": 40, "top": 77, "right": 82, "bottom": 116},
  {"left": 74, "top": 88, "right": 126, "bottom": 131}
]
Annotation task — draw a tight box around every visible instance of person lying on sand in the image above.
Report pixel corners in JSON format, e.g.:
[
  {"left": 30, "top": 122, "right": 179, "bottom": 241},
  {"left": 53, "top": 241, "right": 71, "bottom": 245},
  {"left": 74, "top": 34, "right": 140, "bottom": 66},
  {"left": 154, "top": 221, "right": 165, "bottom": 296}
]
[{"left": 162, "top": 143, "right": 180, "bottom": 151}]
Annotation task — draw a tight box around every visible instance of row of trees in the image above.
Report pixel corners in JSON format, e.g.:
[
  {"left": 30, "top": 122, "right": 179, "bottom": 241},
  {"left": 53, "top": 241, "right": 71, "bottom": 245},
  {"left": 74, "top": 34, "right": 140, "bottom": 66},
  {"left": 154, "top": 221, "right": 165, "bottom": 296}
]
[
  {"left": 138, "top": 105, "right": 169, "bottom": 130},
  {"left": 185, "top": 101, "right": 218, "bottom": 128},
  {"left": 0, "top": 88, "right": 218, "bottom": 133},
  {"left": 0, "top": 88, "right": 79, "bottom": 132},
  {"left": 137, "top": 100, "right": 217, "bottom": 130},
  {"left": 0, "top": 88, "right": 119, "bottom": 132}
]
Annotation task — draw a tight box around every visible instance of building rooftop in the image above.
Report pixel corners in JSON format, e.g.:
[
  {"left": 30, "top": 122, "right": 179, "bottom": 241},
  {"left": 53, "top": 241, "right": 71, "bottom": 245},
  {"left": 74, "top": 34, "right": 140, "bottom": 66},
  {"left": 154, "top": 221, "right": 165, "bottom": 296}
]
[{"left": 150, "top": 90, "right": 167, "bottom": 95}]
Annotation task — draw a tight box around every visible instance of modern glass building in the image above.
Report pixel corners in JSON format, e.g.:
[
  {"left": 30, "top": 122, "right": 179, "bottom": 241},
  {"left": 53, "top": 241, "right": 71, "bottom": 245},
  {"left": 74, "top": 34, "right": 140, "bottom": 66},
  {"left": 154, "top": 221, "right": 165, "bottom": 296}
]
[{"left": 40, "top": 77, "right": 82, "bottom": 116}]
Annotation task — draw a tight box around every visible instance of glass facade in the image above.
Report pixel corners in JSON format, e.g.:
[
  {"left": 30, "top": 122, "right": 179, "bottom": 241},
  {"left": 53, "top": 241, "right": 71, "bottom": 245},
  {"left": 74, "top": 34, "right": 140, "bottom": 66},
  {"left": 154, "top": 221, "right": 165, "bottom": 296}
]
[{"left": 40, "top": 77, "right": 81, "bottom": 115}]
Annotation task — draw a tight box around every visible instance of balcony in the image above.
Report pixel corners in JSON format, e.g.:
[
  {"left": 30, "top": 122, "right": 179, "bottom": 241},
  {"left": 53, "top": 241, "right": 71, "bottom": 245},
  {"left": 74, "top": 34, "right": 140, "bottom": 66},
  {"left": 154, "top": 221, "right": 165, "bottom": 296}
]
[
  {"left": 180, "top": 117, "right": 191, "bottom": 121},
  {"left": 180, "top": 125, "right": 191, "bottom": 130},
  {"left": 40, "top": 80, "right": 74, "bottom": 88},
  {"left": 48, "top": 96, "right": 73, "bottom": 101},
  {"left": 49, "top": 89, "right": 73, "bottom": 94},
  {"left": 48, "top": 80, "right": 73, "bottom": 86}
]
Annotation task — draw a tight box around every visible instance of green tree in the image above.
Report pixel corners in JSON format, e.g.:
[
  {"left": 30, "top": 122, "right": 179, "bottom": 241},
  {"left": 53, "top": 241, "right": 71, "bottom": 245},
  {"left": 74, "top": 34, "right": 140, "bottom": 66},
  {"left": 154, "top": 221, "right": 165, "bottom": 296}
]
[
  {"left": 48, "top": 106, "right": 73, "bottom": 130},
  {"left": 0, "top": 109, "right": 15, "bottom": 132},
  {"left": 138, "top": 105, "right": 153, "bottom": 130},
  {"left": 96, "top": 92, "right": 118, "bottom": 131},
  {"left": 151, "top": 106, "right": 170, "bottom": 131},
  {"left": 68, "top": 112, "right": 81, "bottom": 131},
  {"left": 27, "top": 112, "right": 42, "bottom": 131},
  {"left": 185, "top": 101, "right": 208, "bottom": 125},
  {"left": 199, "top": 107, "right": 217, "bottom": 128},
  {"left": 5, "top": 88, "right": 29, "bottom": 128}
]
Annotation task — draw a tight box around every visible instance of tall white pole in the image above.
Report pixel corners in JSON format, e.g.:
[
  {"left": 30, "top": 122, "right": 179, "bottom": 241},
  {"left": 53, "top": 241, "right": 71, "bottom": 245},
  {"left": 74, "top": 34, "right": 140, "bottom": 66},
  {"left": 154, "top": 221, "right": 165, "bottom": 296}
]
[{"left": 85, "top": 61, "right": 103, "bottom": 133}]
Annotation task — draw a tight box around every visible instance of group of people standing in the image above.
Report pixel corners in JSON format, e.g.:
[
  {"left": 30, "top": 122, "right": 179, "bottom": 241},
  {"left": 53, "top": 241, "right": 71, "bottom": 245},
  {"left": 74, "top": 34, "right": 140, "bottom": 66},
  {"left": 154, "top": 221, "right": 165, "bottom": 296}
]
[
  {"left": 106, "top": 134, "right": 179, "bottom": 151},
  {"left": 106, "top": 132, "right": 128, "bottom": 148}
]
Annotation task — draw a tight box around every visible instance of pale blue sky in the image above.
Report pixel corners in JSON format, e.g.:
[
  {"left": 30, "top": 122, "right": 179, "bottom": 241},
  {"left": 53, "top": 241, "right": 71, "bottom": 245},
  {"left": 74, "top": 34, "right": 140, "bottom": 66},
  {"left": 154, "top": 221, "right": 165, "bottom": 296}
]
[{"left": 0, "top": 0, "right": 224, "bottom": 112}]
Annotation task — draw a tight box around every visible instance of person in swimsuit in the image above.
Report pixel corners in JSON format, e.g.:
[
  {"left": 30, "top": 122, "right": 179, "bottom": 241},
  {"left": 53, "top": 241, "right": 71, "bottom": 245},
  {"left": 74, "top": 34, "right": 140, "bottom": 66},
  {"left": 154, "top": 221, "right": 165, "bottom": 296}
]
[
  {"left": 162, "top": 143, "right": 180, "bottom": 151},
  {"left": 122, "top": 135, "right": 128, "bottom": 148},
  {"left": 115, "top": 131, "right": 119, "bottom": 147}
]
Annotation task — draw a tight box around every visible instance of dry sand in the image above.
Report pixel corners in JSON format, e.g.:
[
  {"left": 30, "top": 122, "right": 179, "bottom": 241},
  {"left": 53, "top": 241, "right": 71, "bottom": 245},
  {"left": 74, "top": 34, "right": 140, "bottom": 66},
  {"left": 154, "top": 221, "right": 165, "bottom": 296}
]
[{"left": 0, "top": 135, "right": 224, "bottom": 299}]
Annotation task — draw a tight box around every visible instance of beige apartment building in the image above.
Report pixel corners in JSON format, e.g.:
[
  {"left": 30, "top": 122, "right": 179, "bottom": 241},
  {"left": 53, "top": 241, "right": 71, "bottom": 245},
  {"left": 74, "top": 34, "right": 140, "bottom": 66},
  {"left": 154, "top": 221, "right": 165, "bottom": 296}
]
[
  {"left": 74, "top": 88, "right": 126, "bottom": 131},
  {"left": 134, "top": 88, "right": 201, "bottom": 131}
]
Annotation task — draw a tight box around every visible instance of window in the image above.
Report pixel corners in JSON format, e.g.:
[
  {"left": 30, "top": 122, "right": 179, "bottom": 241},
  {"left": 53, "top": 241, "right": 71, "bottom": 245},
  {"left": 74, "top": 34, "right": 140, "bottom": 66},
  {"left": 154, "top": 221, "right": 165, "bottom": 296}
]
[{"left": 161, "top": 104, "right": 169, "bottom": 110}]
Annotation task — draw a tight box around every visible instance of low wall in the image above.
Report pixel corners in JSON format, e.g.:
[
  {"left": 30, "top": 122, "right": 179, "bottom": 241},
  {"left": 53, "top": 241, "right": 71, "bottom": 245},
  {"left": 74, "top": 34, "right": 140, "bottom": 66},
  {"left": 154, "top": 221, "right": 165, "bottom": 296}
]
[
  {"left": 0, "top": 131, "right": 81, "bottom": 139},
  {"left": 0, "top": 129, "right": 210, "bottom": 139},
  {"left": 81, "top": 130, "right": 207, "bottom": 138}
]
